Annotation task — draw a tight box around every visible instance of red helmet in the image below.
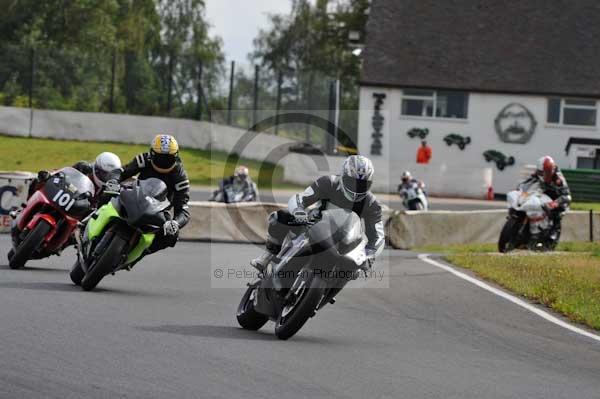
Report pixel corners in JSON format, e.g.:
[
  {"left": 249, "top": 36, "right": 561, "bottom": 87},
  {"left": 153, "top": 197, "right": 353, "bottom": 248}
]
[{"left": 536, "top": 156, "right": 556, "bottom": 183}]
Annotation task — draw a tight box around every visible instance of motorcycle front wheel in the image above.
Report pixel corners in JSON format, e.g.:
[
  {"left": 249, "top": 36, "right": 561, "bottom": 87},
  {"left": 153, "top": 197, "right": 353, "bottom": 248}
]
[
  {"left": 81, "top": 235, "right": 127, "bottom": 291},
  {"left": 498, "top": 218, "right": 520, "bottom": 253},
  {"left": 236, "top": 284, "right": 269, "bottom": 330},
  {"left": 274, "top": 270, "right": 327, "bottom": 340},
  {"left": 70, "top": 259, "right": 85, "bottom": 286},
  {"left": 9, "top": 220, "right": 51, "bottom": 269}
]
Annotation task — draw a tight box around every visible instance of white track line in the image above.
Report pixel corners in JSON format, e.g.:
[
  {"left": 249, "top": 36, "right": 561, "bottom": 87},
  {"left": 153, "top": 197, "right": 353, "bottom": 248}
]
[{"left": 418, "top": 254, "right": 600, "bottom": 344}]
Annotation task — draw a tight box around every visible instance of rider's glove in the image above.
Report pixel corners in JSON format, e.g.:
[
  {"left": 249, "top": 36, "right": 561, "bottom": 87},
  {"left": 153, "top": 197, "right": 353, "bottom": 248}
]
[
  {"left": 104, "top": 179, "right": 120, "bottom": 195},
  {"left": 163, "top": 220, "right": 180, "bottom": 236},
  {"left": 37, "top": 170, "right": 50, "bottom": 182},
  {"left": 363, "top": 248, "right": 377, "bottom": 270},
  {"left": 292, "top": 208, "right": 309, "bottom": 224}
]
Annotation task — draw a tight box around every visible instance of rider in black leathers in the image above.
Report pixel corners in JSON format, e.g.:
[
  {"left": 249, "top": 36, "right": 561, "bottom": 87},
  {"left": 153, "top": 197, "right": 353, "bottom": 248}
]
[{"left": 120, "top": 134, "right": 190, "bottom": 253}]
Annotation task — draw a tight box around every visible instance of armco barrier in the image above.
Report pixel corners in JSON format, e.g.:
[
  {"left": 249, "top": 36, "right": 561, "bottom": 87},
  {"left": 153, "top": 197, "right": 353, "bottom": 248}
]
[{"left": 387, "top": 210, "right": 600, "bottom": 249}]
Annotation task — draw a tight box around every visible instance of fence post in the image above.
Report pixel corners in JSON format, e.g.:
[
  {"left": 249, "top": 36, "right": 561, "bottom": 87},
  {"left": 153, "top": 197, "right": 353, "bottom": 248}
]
[
  {"left": 167, "top": 52, "right": 175, "bottom": 115},
  {"left": 326, "top": 80, "right": 337, "bottom": 154},
  {"left": 196, "top": 59, "right": 204, "bottom": 120},
  {"left": 109, "top": 49, "right": 116, "bottom": 113},
  {"left": 227, "top": 60, "right": 235, "bottom": 125},
  {"left": 252, "top": 64, "right": 259, "bottom": 130},
  {"left": 305, "top": 72, "right": 314, "bottom": 143},
  {"left": 28, "top": 48, "right": 35, "bottom": 137},
  {"left": 590, "top": 209, "right": 594, "bottom": 242},
  {"left": 274, "top": 70, "right": 283, "bottom": 136}
]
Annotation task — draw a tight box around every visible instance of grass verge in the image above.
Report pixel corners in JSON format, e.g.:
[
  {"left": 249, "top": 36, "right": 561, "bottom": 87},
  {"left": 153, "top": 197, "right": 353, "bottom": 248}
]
[
  {"left": 571, "top": 202, "right": 600, "bottom": 212},
  {"left": 0, "top": 134, "right": 300, "bottom": 189},
  {"left": 446, "top": 252, "right": 600, "bottom": 330},
  {"left": 417, "top": 241, "right": 600, "bottom": 254}
]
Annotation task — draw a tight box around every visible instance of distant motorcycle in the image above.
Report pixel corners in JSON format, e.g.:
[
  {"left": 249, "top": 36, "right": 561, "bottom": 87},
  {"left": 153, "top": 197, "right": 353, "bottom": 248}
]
[
  {"left": 8, "top": 167, "right": 94, "bottom": 269},
  {"left": 236, "top": 208, "right": 372, "bottom": 340},
  {"left": 498, "top": 182, "right": 561, "bottom": 252},
  {"left": 71, "top": 178, "right": 170, "bottom": 291},
  {"left": 399, "top": 182, "right": 428, "bottom": 211},
  {"left": 210, "top": 182, "right": 254, "bottom": 203}
]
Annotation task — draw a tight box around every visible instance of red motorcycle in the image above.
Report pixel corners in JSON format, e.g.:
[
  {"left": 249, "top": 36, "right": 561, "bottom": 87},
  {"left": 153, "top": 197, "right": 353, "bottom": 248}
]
[{"left": 8, "top": 167, "right": 95, "bottom": 269}]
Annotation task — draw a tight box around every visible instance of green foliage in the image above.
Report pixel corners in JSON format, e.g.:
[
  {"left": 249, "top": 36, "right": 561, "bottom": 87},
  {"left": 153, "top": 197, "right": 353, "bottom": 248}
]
[{"left": 0, "top": 0, "right": 224, "bottom": 118}]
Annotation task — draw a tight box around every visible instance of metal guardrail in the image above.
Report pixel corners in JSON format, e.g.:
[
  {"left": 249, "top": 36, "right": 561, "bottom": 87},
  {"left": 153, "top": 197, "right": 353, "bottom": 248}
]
[{"left": 562, "top": 169, "right": 600, "bottom": 202}]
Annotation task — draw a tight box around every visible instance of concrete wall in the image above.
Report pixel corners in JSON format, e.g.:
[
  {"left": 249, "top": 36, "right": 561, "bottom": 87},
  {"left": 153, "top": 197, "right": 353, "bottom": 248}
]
[
  {"left": 358, "top": 87, "right": 600, "bottom": 195},
  {"left": 387, "top": 210, "right": 599, "bottom": 250},
  {"left": 0, "top": 105, "right": 357, "bottom": 188}
]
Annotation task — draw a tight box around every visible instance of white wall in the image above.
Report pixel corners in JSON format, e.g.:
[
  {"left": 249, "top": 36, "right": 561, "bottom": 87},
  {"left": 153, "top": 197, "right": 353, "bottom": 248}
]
[{"left": 358, "top": 87, "right": 599, "bottom": 195}]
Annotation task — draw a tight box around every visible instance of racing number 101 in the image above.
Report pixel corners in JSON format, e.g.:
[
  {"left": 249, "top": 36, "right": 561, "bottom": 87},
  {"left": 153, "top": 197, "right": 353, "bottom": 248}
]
[{"left": 52, "top": 189, "right": 76, "bottom": 212}]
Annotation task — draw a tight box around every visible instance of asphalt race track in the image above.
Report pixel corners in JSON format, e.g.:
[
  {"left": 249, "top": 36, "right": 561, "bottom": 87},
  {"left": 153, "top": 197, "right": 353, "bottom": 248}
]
[{"left": 1, "top": 235, "right": 599, "bottom": 399}]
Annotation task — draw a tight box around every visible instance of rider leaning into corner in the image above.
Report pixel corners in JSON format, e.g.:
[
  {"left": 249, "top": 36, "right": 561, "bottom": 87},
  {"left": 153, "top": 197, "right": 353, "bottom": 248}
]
[
  {"left": 519, "top": 155, "right": 572, "bottom": 239},
  {"left": 251, "top": 155, "right": 385, "bottom": 272},
  {"left": 27, "top": 152, "right": 122, "bottom": 208},
  {"left": 119, "top": 134, "right": 191, "bottom": 254}
]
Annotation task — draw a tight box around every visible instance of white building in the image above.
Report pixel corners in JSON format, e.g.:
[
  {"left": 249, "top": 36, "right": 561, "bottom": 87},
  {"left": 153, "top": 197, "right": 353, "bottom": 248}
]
[{"left": 357, "top": 0, "right": 600, "bottom": 197}]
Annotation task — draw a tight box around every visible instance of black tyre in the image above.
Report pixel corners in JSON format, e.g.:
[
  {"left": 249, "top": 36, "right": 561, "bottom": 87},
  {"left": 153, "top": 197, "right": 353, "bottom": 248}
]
[
  {"left": 459, "top": 143, "right": 465, "bottom": 150},
  {"left": 274, "top": 272, "right": 326, "bottom": 340},
  {"left": 236, "top": 285, "right": 269, "bottom": 330},
  {"left": 81, "top": 235, "right": 127, "bottom": 291},
  {"left": 414, "top": 201, "right": 425, "bottom": 211},
  {"left": 498, "top": 218, "right": 519, "bottom": 253},
  {"left": 70, "top": 260, "right": 85, "bottom": 286},
  {"left": 9, "top": 220, "right": 51, "bottom": 269}
]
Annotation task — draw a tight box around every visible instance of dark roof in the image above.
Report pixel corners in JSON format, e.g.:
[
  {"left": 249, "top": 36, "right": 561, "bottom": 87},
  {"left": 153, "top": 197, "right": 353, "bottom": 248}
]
[
  {"left": 361, "top": 0, "right": 600, "bottom": 97},
  {"left": 565, "top": 137, "right": 600, "bottom": 154}
]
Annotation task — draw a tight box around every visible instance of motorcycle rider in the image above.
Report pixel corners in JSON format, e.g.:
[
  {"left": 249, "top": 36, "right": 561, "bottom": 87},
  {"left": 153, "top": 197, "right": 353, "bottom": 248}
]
[
  {"left": 119, "top": 134, "right": 190, "bottom": 253},
  {"left": 251, "top": 155, "right": 384, "bottom": 272},
  {"left": 210, "top": 165, "right": 258, "bottom": 202},
  {"left": 518, "top": 156, "right": 571, "bottom": 238},
  {"left": 397, "top": 171, "right": 426, "bottom": 196},
  {"left": 26, "top": 152, "right": 122, "bottom": 207}
]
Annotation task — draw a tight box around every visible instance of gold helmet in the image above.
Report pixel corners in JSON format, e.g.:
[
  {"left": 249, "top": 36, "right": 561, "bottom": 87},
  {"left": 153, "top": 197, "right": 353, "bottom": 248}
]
[{"left": 150, "top": 134, "right": 179, "bottom": 173}]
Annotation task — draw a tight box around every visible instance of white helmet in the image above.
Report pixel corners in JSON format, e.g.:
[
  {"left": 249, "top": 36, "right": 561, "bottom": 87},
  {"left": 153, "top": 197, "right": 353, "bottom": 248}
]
[
  {"left": 93, "top": 152, "right": 122, "bottom": 188},
  {"left": 401, "top": 171, "right": 412, "bottom": 182},
  {"left": 341, "top": 155, "right": 374, "bottom": 202}
]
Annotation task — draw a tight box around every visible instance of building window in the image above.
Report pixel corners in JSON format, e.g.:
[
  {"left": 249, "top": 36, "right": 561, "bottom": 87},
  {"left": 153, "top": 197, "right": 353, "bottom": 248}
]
[
  {"left": 547, "top": 98, "right": 597, "bottom": 126},
  {"left": 401, "top": 89, "right": 469, "bottom": 119}
]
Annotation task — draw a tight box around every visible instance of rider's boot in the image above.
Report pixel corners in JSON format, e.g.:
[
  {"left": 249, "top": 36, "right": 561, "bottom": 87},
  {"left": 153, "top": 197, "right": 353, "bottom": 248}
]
[{"left": 250, "top": 238, "right": 280, "bottom": 273}]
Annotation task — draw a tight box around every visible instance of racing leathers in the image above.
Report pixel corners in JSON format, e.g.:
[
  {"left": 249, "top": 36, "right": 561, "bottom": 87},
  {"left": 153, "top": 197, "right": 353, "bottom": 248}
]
[
  {"left": 265, "top": 175, "right": 385, "bottom": 260},
  {"left": 120, "top": 152, "right": 190, "bottom": 252},
  {"left": 397, "top": 179, "right": 426, "bottom": 197},
  {"left": 518, "top": 168, "right": 571, "bottom": 236},
  {"left": 212, "top": 175, "right": 258, "bottom": 203}
]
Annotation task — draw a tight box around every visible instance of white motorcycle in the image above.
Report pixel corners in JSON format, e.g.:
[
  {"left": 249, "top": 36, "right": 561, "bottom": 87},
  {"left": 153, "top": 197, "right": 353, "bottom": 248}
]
[
  {"left": 399, "top": 181, "right": 428, "bottom": 211},
  {"left": 499, "top": 181, "right": 561, "bottom": 252}
]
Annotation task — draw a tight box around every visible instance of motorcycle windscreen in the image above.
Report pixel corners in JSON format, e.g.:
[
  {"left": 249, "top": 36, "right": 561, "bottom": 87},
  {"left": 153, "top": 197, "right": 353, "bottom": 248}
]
[
  {"left": 119, "top": 178, "right": 170, "bottom": 231},
  {"left": 43, "top": 167, "right": 95, "bottom": 217},
  {"left": 307, "top": 208, "right": 362, "bottom": 254}
]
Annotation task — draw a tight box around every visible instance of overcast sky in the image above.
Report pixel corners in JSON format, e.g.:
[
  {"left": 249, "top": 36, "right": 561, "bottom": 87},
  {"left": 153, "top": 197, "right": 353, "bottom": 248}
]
[{"left": 205, "top": 0, "right": 293, "bottom": 63}]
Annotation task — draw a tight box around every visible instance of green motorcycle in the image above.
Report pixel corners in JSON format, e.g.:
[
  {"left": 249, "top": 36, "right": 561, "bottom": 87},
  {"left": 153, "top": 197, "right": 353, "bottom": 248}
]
[{"left": 71, "top": 178, "right": 170, "bottom": 291}]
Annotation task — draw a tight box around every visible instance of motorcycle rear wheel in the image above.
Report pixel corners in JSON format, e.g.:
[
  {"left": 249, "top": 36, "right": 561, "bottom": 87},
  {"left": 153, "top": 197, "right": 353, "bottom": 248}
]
[
  {"left": 236, "top": 284, "right": 269, "bottom": 330},
  {"left": 81, "top": 235, "right": 127, "bottom": 291},
  {"left": 9, "top": 220, "right": 51, "bottom": 269},
  {"left": 274, "top": 271, "right": 326, "bottom": 340}
]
